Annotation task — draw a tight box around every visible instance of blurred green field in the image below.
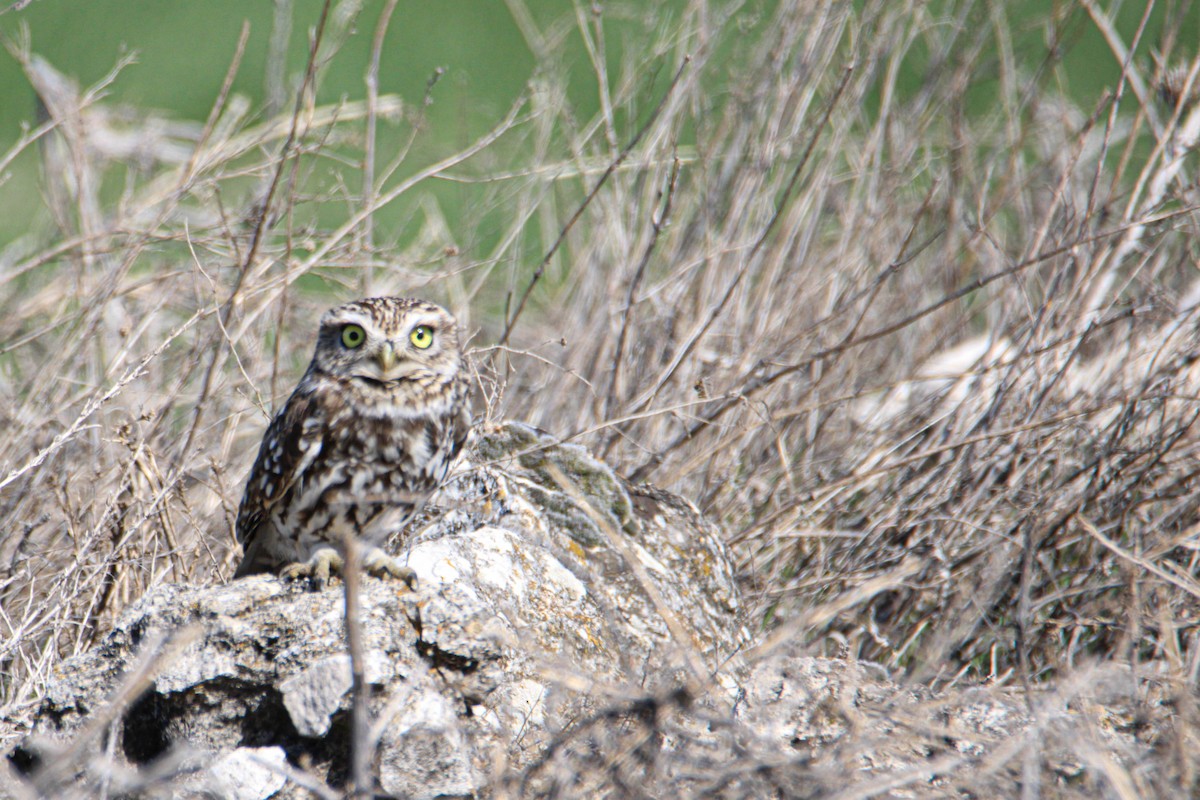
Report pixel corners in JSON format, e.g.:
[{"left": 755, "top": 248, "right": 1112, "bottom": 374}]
[
  {"left": 0, "top": 0, "right": 692, "bottom": 248},
  {"left": 0, "top": 0, "right": 1195, "bottom": 248}
]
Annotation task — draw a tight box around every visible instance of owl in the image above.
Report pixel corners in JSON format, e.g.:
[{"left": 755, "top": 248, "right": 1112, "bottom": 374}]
[{"left": 234, "top": 296, "right": 471, "bottom": 586}]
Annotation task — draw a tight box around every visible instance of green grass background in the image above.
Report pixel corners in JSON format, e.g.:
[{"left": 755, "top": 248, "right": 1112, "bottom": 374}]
[{"left": 0, "top": 0, "right": 1195, "bottom": 248}]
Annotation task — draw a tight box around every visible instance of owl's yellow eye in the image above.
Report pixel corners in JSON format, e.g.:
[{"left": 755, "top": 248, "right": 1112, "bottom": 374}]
[
  {"left": 410, "top": 325, "right": 434, "bottom": 349},
  {"left": 341, "top": 324, "right": 366, "bottom": 348}
]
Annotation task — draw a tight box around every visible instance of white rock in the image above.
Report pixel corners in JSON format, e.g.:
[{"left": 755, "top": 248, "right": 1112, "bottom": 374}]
[
  {"left": 378, "top": 688, "right": 477, "bottom": 800},
  {"left": 203, "top": 746, "right": 287, "bottom": 800},
  {"left": 278, "top": 651, "right": 391, "bottom": 737}
]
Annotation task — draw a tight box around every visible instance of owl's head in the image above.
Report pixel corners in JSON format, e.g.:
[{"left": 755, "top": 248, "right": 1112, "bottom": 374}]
[{"left": 310, "top": 296, "right": 462, "bottom": 384}]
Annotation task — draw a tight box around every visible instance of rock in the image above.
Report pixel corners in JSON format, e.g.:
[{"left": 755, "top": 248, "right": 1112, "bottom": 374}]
[
  {"left": 6, "top": 424, "right": 1178, "bottom": 797},
  {"left": 9, "top": 423, "right": 747, "bottom": 797},
  {"left": 377, "top": 686, "right": 476, "bottom": 800},
  {"left": 202, "top": 746, "right": 288, "bottom": 800},
  {"left": 279, "top": 652, "right": 391, "bottom": 737}
]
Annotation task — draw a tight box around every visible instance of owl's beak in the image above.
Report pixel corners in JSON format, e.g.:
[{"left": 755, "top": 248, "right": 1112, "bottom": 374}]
[{"left": 376, "top": 343, "right": 398, "bottom": 373}]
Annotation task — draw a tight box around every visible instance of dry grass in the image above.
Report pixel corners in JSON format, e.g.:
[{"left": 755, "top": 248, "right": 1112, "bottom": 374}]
[{"left": 3, "top": 0, "right": 1200, "bottom": 793}]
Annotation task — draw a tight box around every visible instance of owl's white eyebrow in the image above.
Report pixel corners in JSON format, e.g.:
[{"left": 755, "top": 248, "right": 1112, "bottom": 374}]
[{"left": 325, "top": 314, "right": 372, "bottom": 328}]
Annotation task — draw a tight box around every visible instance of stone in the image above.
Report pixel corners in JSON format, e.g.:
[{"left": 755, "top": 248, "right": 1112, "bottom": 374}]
[
  {"left": 9, "top": 424, "right": 747, "bottom": 797},
  {"left": 202, "top": 746, "right": 288, "bottom": 800},
  {"left": 5, "top": 424, "right": 1177, "bottom": 798},
  {"left": 279, "top": 651, "right": 391, "bottom": 737}
]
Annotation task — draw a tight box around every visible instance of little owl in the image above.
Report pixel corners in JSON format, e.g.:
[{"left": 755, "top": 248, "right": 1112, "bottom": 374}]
[{"left": 234, "top": 296, "right": 471, "bottom": 585}]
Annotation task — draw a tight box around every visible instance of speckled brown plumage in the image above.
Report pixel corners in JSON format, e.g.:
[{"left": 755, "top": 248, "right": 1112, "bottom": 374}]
[{"left": 234, "top": 296, "right": 471, "bottom": 585}]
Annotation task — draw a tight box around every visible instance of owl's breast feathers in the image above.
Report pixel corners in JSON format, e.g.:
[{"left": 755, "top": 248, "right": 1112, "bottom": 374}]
[{"left": 234, "top": 371, "right": 470, "bottom": 577}]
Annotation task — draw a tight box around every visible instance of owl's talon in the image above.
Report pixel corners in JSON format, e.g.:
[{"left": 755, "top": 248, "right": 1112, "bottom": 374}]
[
  {"left": 280, "top": 549, "right": 344, "bottom": 590},
  {"left": 278, "top": 548, "right": 415, "bottom": 591},
  {"left": 362, "top": 548, "right": 418, "bottom": 591}
]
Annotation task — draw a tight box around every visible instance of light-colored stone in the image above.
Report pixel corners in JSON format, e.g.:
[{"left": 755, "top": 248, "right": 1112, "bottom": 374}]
[
  {"left": 279, "top": 651, "right": 391, "bottom": 737},
  {"left": 15, "top": 424, "right": 746, "bottom": 797},
  {"left": 203, "top": 747, "right": 288, "bottom": 800},
  {"left": 378, "top": 687, "right": 477, "bottom": 800}
]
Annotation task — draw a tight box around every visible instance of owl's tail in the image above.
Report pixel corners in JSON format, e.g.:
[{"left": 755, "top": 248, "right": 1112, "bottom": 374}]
[{"left": 232, "top": 536, "right": 275, "bottom": 579}]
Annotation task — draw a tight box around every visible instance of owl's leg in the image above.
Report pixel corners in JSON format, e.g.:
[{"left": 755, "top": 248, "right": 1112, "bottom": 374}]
[
  {"left": 362, "top": 547, "right": 418, "bottom": 590},
  {"left": 280, "top": 547, "right": 344, "bottom": 589}
]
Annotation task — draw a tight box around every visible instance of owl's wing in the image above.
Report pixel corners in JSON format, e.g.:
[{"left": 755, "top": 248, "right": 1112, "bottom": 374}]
[
  {"left": 421, "top": 375, "right": 472, "bottom": 483},
  {"left": 234, "top": 387, "right": 328, "bottom": 577},
  {"left": 447, "top": 376, "right": 473, "bottom": 461}
]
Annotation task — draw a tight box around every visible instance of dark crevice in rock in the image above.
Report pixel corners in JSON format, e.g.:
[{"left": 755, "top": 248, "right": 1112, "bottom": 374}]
[
  {"left": 236, "top": 681, "right": 353, "bottom": 788},
  {"left": 407, "top": 605, "right": 484, "bottom": 677},
  {"left": 415, "top": 639, "right": 480, "bottom": 676},
  {"left": 127, "top": 615, "right": 150, "bottom": 648},
  {"left": 317, "top": 712, "right": 352, "bottom": 789},
  {"left": 7, "top": 742, "right": 40, "bottom": 776},
  {"left": 123, "top": 691, "right": 172, "bottom": 764},
  {"left": 227, "top": 681, "right": 338, "bottom": 772},
  {"left": 234, "top": 686, "right": 301, "bottom": 751},
  {"left": 120, "top": 679, "right": 361, "bottom": 789}
]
